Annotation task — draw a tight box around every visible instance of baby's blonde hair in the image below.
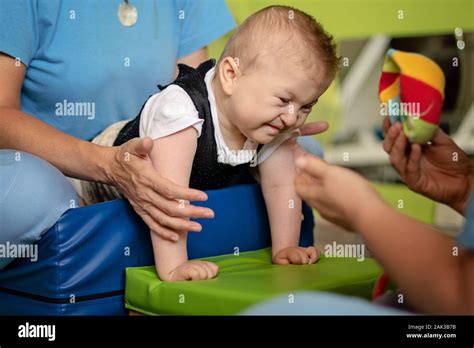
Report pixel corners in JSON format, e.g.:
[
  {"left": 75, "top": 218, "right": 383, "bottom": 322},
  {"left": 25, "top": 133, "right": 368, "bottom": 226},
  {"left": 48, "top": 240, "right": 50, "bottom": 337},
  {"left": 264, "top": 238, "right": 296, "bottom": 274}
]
[{"left": 218, "top": 5, "right": 339, "bottom": 81}]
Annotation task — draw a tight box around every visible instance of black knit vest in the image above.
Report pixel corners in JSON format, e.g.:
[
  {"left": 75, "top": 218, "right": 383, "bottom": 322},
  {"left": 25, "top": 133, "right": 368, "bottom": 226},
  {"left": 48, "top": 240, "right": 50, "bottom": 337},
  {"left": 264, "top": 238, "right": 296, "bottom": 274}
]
[{"left": 113, "top": 59, "right": 257, "bottom": 190}]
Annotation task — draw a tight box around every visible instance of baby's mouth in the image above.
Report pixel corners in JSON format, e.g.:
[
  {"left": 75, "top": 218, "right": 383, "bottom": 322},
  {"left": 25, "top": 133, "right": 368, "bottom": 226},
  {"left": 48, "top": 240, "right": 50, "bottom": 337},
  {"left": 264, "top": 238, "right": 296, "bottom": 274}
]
[{"left": 265, "top": 123, "right": 283, "bottom": 132}]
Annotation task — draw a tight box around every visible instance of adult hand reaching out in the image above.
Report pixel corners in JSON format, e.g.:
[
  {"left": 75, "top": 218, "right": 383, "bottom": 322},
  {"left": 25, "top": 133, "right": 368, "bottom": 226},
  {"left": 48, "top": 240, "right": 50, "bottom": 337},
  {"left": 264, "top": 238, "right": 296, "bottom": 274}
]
[
  {"left": 293, "top": 151, "right": 385, "bottom": 231},
  {"left": 383, "top": 117, "right": 472, "bottom": 215},
  {"left": 290, "top": 120, "right": 474, "bottom": 315}
]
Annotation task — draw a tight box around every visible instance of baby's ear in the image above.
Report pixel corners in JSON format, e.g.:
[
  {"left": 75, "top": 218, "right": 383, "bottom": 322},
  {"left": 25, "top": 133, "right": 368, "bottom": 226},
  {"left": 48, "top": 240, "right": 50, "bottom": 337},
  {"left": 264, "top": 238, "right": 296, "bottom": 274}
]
[{"left": 218, "top": 57, "right": 241, "bottom": 96}]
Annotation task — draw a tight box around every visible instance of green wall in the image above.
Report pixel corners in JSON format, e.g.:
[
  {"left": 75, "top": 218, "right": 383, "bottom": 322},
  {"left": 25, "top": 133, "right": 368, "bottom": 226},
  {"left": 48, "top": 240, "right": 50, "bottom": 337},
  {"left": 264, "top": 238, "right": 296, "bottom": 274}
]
[{"left": 210, "top": 0, "right": 473, "bottom": 57}]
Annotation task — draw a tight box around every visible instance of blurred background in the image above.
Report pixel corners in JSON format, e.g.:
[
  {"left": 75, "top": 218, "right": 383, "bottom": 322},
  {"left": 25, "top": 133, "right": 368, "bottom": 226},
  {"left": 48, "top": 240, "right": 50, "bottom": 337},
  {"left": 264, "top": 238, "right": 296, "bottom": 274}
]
[{"left": 209, "top": 0, "right": 474, "bottom": 248}]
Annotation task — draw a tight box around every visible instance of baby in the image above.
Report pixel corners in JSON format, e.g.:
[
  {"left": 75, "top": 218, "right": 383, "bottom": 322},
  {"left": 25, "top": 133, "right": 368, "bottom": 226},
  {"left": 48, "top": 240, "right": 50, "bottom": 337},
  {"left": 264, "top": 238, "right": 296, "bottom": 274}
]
[{"left": 82, "top": 5, "right": 339, "bottom": 281}]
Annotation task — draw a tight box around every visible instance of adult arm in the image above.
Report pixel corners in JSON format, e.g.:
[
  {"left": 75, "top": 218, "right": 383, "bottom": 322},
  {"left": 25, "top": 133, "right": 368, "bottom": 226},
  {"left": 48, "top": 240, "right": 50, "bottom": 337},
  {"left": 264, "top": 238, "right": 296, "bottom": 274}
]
[
  {"left": 294, "top": 154, "right": 474, "bottom": 314},
  {"left": 0, "top": 53, "right": 213, "bottom": 240}
]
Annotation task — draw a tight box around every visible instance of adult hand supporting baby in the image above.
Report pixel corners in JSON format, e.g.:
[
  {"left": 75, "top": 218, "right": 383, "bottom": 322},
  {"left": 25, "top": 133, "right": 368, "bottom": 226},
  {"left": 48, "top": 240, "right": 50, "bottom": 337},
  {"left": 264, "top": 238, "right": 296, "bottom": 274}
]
[
  {"left": 382, "top": 117, "right": 472, "bottom": 215},
  {"left": 106, "top": 137, "right": 214, "bottom": 241}
]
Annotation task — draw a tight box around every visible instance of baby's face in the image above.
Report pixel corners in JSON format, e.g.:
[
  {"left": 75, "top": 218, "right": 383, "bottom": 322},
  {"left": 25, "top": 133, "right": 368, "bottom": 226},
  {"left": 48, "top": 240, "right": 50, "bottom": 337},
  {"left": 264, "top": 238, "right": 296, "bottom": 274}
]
[{"left": 229, "top": 56, "right": 327, "bottom": 144}]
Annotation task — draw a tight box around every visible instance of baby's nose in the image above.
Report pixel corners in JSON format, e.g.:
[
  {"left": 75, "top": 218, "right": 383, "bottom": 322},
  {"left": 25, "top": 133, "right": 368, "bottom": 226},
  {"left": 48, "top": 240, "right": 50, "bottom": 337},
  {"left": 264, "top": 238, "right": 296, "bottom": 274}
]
[{"left": 281, "top": 112, "right": 297, "bottom": 128}]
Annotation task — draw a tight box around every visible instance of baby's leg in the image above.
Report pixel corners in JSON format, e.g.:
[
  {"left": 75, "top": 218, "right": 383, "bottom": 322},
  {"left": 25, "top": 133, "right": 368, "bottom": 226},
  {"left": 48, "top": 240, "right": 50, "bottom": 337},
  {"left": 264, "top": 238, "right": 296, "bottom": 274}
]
[{"left": 149, "top": 128, "right": 218, "bottom": 281}]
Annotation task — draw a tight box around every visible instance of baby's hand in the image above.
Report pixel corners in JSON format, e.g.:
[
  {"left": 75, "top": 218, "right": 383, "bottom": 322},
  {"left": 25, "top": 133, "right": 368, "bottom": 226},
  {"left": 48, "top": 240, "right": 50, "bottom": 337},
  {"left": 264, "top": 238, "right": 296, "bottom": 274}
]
[
  {"left": 273, "top": 246, "right": 320, "bottom": 265},
  {"left": 168, "top": 260, "right": 219, "bottom": 281}
]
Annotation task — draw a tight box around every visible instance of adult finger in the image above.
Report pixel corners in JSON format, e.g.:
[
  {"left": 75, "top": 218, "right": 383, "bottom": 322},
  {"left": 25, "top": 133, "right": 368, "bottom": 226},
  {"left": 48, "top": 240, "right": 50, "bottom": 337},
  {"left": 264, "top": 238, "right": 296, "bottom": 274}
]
[
  {"left": 133, "top": 197, "right": 210, "bottom": 234},
  {"left": 146, "top": 205, "right": 202, "bottom": 233},
  {"left": 299, "top": 121, "right": 329, "bottom": 136},
  {"left": 382, "top": 117, "right": 391, "bottom": 135},
  {"left": 389, "top": 130, "right": 408, "bottom": 174},
  {"left": 292, "top": 144, "right": 311, "bottom": 176},
  {"left": 126, "top": 137, "right": 154, "bottom": 158},
  {"left": 294, "top": 176, "right": 313, "bottom": 197},
  {"left": 151, "top": 228, "right": 180, "bottom": 242},
  {"left": 295, "top": 155, "right": 329, "bottom": 180},
  {"left": 163, "top": 200, "right": 215, "bottom": 220},
  {"left": 294, "top": 169, "right": 320, "bottom": 187},
  {"left": 137, "top": 186, "right": 213, "bottom": 220},
  {"left": 406, "top": 143, "right": 422, "bottom": 177},
  {"left": 153, "top": 175, "right": 208, "bottom": 202},
  {"left": 292, "top": 142, "right": 309, "bottom": 161},
  {"left": 141, "top": 214, "right": 180, "bottom": 241},
  {"left": 382, "top": 122, "right": 402, "bottom": 154},
  {"left": 295, "top": 178, "right": 324, "bottom": 205}
]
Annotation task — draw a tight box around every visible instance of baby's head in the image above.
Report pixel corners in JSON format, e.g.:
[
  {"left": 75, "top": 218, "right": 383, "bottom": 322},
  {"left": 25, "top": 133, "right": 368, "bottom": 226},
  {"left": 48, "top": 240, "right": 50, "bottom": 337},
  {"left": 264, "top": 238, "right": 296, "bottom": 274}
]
[{"left": 214, "top": 5, "right": 339, "bottom": 144}]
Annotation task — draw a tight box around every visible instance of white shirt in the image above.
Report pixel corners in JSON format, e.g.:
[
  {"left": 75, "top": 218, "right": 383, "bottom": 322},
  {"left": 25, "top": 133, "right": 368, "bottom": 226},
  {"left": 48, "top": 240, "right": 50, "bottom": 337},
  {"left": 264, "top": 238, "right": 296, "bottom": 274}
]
[{"left": 139, "top": 67, "right": 300, "bottom": 166}]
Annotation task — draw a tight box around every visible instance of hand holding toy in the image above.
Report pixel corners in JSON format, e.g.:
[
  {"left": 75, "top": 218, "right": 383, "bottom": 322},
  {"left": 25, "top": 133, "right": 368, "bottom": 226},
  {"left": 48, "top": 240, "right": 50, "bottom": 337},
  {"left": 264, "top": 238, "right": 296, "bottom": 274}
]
[{"left": 379, "top": 49, "right": 445, "bottom": 144}]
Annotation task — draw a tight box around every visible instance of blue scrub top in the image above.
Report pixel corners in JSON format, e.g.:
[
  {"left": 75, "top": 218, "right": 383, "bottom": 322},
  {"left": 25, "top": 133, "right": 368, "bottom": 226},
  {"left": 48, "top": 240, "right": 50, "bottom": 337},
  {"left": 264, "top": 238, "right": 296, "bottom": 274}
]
[{"left": 0, "top": 0, "right": 235, "bottom": 140}]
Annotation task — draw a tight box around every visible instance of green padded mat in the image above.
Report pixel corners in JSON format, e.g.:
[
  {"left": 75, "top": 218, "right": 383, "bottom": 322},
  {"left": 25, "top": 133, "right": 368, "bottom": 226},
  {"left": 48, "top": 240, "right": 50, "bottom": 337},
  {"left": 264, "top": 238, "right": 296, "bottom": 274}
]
[{"left": 125, "top": 248, "right": 383, "bottom": 315}]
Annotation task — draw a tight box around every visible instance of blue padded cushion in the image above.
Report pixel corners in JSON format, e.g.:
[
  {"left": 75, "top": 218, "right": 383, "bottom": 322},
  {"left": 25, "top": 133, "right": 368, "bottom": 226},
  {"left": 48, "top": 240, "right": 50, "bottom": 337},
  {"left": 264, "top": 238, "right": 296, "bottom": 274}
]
[{"left": 0, "top": 183, "right": 314, "bottom": 315}]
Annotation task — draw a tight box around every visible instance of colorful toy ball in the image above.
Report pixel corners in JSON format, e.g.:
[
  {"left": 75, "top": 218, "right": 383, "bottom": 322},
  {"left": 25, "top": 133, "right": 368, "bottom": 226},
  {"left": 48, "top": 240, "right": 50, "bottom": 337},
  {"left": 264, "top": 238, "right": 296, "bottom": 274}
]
[{"left": 379, "top": 49, "right": 445, "bottom": 144}]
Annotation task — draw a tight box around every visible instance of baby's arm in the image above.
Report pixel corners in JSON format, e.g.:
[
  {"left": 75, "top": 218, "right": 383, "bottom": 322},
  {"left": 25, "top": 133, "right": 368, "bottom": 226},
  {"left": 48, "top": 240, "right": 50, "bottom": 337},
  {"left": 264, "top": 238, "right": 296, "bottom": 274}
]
[
  {"left": 149, "top": 127, "right": 218, "bottom": 281},
  {"left": 259, "top": 139, "right": 319, "bottom": 264}
]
